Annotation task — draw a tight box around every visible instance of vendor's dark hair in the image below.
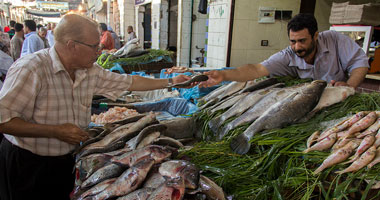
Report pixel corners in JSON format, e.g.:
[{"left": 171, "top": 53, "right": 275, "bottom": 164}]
[
  {"left": 24, "top": 20, "right": 37, "bottom": 31},
  {"left": 287, "top": 13, "right": 318, "bottom": 37},
  {"left": 10, "top": 20, "right": 16, "bottom": 27},
  {"left": 99, "top": 23, "right": 107, "bottom": 31},
  {"left": 15, "top": 23, "right": 23, "bottom": 32}
]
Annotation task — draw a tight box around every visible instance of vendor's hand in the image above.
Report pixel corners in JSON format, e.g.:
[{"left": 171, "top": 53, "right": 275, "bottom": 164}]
[
  {"left": 55, "top": 123, "right": 89, "bottom": 145},
  {"left": 330, "top": 80, "right": 350, "bottom": 87},
  {"left": 199, "top": 70, "right": 224, "bottom": 88}
]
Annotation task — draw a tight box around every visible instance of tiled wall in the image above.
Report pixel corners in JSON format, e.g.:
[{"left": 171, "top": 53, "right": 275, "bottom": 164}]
[
  {"left": 230, "top": 0, "right": 301, "bottom": 68},
  {"left": 206, "top": 0, "right": 231, "bottom": 68},
  {"left": 160, "top": 0, "right": 169, "bottom": 49},
  {"left": 151, "top": 0, "right": 161, "bottom": 49}
]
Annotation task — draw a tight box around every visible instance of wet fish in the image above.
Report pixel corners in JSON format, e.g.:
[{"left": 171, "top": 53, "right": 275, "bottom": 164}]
[
  {"left": 304, "top": 132, "right": 336, "bottom": 153},
  {"left": 374, "top": 128, "right": 380, "bottom": 147},
  {"left": 219, "top": 87, "right": 294, "bottom": 140},
  {"left": 318, "top": 111, "right": 369, "bottom": 141},
  {"left": 125, "top": 124, "right": 167, "bottom": 150},
  {"left": 92, "top": 158, "right": 154, "bottom": 200},
  {"left": 107, "top": 113, "right": 147, "bottom": 126},
  {"left": 83, "top": 113, "right": 157, "bottom": 150},
  {"left": 344, "top": 112, "right": 377, "bottom": 139},
  {"left": 111, "top": 145, "right": 173, "bottom": 167},
  {"left": 159, "top": 160, "right": 200, "bottom": 189},
  {"left": 356, "top": 117, "right": 380, "bottom": 138},
  {"left": 302, "top": 86, "right": 355, "bottom": 121},
  {"left": 208, "top": 86, "right": 277, "bottom": 136},
  {"left": 116, "top": 188, "right": 155, "bottom": 200},
  {"left": 136, "top": 131, "right": 161, "bottom": 149},
  {"left": 152, "top": 136, "right": 184, "bottom": 149},
  {"left": 207, "top": 92, "right": 248, "bottom": 115},
  {"left": 81, "top": 163, "right": 125, "bottom": 189},
  {"left": 344, "top": 135, "right": 375, "bottom": 164},
  {"left": 331, "top": 138, "right": 358, "bottom": 152},
  {"left": 76, "top": 178, "right": 116, "bottom": 200},
  {"left": 306, "top": 131, "right": 320, "bottom": 149},
  {"left": 231, "top": 80, "right": 327, "bottom": 154},
  {"left": 187, "top": 175, "right": 226, "bottom": 200},
  {"left": 314, "top": 140, "right": 359, "bottom": 174},
  {"left": 336, "top": 145, "right": 376, "bottom": 174},
  {"left": 143, "top": 172, "right": 167, "bottom": 189},
  {"left": 75, "top": 153, "right": 113, "bottom": 181},
  {"left": 168, "top": 74, "right": 208, "bottom": 88},
  {"left": 147, "top": 178, "right": 186, "bottom": 200},
  {"left": 199, "top": 84, "right": 229, "bottom": 104},
  {"left": 368, "top": 146, "right": 380, "bottom": 168},
  {"left": 199, "top": 82, "right": 246, "bottom": 110}
]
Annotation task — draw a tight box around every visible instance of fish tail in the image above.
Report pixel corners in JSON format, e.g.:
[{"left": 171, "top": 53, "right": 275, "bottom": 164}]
[
  {"left": 313, "top": 165, "right": 325, "bottom": 175},
  {"left": 217, "top": 125, "right": 231, "bottom": 141},
  {"left": 303, "top": 148, "right": 311, "bottom": 153},
  {"left": 230, "top": 134, "right": 251, "bottom": 155}
]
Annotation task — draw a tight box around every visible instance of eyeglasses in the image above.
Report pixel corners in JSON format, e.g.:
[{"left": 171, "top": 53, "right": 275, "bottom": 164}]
[{"left": 73, "top": 40, "right": 100, "bottom": 51}]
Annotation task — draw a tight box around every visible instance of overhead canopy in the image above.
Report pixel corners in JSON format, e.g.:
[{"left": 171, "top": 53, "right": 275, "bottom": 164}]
[{"left": 26, "top": 9, "right": 64, "bottom": 17}]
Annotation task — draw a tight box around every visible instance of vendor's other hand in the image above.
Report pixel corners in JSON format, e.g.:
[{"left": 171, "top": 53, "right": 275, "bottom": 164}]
[
  {"left": 199, "top": 70, "right": 224, "bottom": 88},
  {"left": 56, "top": 123, "right": 89, "bottom": 145},
  {"left": 165, "top": 66, "right": 194, "bottom": 74},
  {"left": 330, "top": 80, "right": 350, "bottom": 87}
]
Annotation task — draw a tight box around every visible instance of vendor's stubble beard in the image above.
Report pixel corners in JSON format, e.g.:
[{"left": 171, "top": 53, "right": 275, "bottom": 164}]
[{"left": 293, "top": 39, "right": 316, "bottom": 58}]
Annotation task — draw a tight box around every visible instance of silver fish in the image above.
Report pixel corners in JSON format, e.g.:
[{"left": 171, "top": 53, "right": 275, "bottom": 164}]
[
  {"left": 231, "top": 80, "right": 327, "bottom": 154},
  {"left": 125, "top": 124, "right": 167, "bottom": 150},
  {"left": 136, "top": 131, "right": 161, "bottom": 149},
  {"left": 147, "top": 178, "right": 186, "bottom": 200},
  {"left": 159, "top": 160, "right": 200, "bottom": 190},
  {"left": 143, "top": 172, "right": 166, "bottom": 189},
  {"left": 207, "top": 92, "right": 248, "bottom": 114},
  {"left": 116, "top": 188, "right": 155, "bottom": 200},
  {"left": 76, "top": 178, "right": 116, "bottom": 200},
  {"left": 92, "top": 158, "right": 154, "bottom": 200},
  {"left": 81, "top": 163, "right": 125, "bottom": 189}
]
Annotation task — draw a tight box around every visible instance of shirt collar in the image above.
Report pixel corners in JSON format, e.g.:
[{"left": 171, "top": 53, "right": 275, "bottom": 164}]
[
  {"left": 50, "top": 46, "right": 68, "bottom": 74},
  {"left": 25, "top": 31, "right": 36, "bottom": 38}
]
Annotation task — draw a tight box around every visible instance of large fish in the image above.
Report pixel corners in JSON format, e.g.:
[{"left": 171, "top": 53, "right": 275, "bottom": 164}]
[
  {"left": 313, "top": 140, "right": 359, "bottom": 174},
  {"left": 231, "top": 80, "right": 326, "bottom": 154},
  {"left": 238, "top": 77, "right": 278, "bottom": 94},
  {"left": 159, "top": 160, "right": 200, "bottom": 190},
  {"left": 219, "top": 88, "right": 294, "bottom": 140},
  {"left": 124, "top": 124, "right": 167, "bottom": 150},
  {"left": 81, "top": 163, "right": 125, "bottom": 189},
  {"left": 136, "top": 131, "right": 161, "bottom": 149},
  {"left": 207, "top": 92, "right": 248, "bottom": 115},
  {"left": 143, "top": 172, "right": 167, "bottom": 189},
  {"left": 199, "top": 82, "right": 246, "bottom": 110},
  {"left": 301, "top": 86, "right": 355, "bottom": 121},
  {"left": 187, "top": 175, "right": 226, "bottom": 200},
  {"left": 75, "top": 178, "right": 116, "bottom": 200},
  {"left": 81, "top": 113, "right": 157, "bottom": 151},
  {"left": 116, "top": 188, "right": 155, "bottom": 200},
  {"left": 336, "top": 145, "right": 377, "bottom": 174},
  {"left": 147, "top": 178, "right": 186, "bottom": 200},
  {"left": 208, "top": 83, "right": 283, "bottom": 135},
  {"left": 91, "top": 158, "right": 154, "bottom": 200}
]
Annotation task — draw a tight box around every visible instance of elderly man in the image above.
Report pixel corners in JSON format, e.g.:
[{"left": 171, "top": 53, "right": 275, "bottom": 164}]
[
  {"left": 20, "top": 20, "right": 44, "bottom": 57},
  {"left": 0, "top": 14, "right": 190, "bottom": 200},
  {"left": 200, "top": 13, "right": 369, "bottom": 89}
]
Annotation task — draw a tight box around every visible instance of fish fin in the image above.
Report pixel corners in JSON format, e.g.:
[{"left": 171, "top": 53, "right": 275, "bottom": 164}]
[
  {"left": 342, "top": 156, "right": 357, "bottom": 165},
  {"left": 230, "top": 134, "right": 251, "bottom": 155}
]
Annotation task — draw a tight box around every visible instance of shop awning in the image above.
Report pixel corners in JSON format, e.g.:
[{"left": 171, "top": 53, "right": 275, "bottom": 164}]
[{"left": 26, "top": 9, "right": 63, "bottom": 17}]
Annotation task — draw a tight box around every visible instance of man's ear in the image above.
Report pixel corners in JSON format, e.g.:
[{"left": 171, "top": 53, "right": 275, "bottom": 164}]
[
  {"left": 66, "top": 40, "right": 76, "bottom": 50},
  {"left": 313, "top": 31, "right": 319, "bottom": 40}
]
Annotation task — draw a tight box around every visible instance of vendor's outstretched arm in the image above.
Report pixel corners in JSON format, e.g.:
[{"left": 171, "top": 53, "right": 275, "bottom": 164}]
[
  {"left": 331, "top": 67, "right": 368, "bottom": 88},
  {"left": 0, "top": 117, "right": 89, "bottom": 145},
  {"left": 128, "top": 74, "right": 192, "bottom": 91},
  {"left": 200, "top": 64, "right": 269, "bottom": 87}
]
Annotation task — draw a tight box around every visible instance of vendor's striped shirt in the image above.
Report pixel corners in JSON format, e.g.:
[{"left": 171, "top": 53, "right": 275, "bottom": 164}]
[{"left": 0, "top": 47, "right": 132, "bottom": 156}]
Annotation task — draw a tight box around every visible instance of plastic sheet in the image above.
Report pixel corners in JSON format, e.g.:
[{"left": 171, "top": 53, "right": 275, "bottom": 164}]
[{"left": 133, "top": 97, "right": 197, "bottom": 116}]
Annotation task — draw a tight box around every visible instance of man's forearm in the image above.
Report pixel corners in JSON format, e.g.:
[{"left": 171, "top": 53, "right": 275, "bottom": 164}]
[
  {"left": 0, "top": 117, "right": 56, "bottom": 138},
  {"left": 223, "top": 64, "right": 270, "bottom": 82},
  {"left": 128, "top": 75, "right": 169, "bottom": 91},
  {"left": 347, "top": 67, "right": 368, "bottom": 88}
]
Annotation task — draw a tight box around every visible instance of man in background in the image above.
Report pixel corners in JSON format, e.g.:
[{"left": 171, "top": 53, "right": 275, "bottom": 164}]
[
  {"left": 10, "top": 23, "right": 24, "bottom": 61},
  {"left": 127, "top": 25, "right": 136, "bottom": 42},
  {"left": 7, "top": 20, "right": 16, "bottom": 39},
  {"left": 99, "top": 22, "right": 114, "bottom": 51},
  {"left": 20, "top": 20, "right": 44, "bottom": 57},
  {"left": 47, "top": 23, "right": 55, "bottom": 47},
  {"left": 38, "top": 27, "right": 50, "bottom": 48}
]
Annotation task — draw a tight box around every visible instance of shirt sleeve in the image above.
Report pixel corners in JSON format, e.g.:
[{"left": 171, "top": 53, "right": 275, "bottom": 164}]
[
  {"left": 93, "top": 64, "right": 132, "bottom": 101},
  {"left": 260, "top": 49, "right": 298, "bottom": 77},
  {"left": 334, "top": 31, "right": 370, "bottom": 73},
  {"left": 0, "top": 62, "right": 41, "bottom": 124}
]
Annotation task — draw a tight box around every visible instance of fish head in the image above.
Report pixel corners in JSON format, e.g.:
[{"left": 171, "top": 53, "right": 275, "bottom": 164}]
[
  {"left": 307, "top": 80, "right": 327, "bottom": 95},
  {"left": 180, "top": 163, "right": 200, "bottom": 189}
]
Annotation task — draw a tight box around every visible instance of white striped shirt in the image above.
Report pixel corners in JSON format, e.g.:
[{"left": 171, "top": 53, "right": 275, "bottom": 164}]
[{"left": 0, "top": 47, "right": 132, "bottom": 156}]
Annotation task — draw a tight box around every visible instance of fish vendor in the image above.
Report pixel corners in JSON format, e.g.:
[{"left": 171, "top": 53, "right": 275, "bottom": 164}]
[
  {"left": 0, "top": 14, "right": 193, "bottom": 200},
  {"left": 200, "top": 13, "right": 369, "bottom": 89}
]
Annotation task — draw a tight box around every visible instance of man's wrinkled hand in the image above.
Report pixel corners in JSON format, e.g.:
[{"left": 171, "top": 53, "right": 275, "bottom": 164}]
[
  {"left": 330, "top": 80, "right": 350, "bottom": 87},
  {"left": 55, "top": 123, "right": 89, "bottom": 145}
]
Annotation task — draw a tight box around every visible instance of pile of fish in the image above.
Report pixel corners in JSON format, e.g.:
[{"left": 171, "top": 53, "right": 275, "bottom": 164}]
[
  {"left": 198, "top": 78, "right": 356, "bottom": 155},
  {"left": 304, "top": 111, "right": 380, "bottom": 175},
  {"left": 73, "top": 112, "right": 226, "bottom": 200}
]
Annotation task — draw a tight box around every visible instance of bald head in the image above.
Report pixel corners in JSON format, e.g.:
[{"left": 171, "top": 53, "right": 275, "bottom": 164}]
[{"left": 54, "top": 14, "right": 99, "bottom": 44}]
